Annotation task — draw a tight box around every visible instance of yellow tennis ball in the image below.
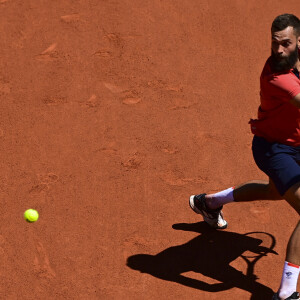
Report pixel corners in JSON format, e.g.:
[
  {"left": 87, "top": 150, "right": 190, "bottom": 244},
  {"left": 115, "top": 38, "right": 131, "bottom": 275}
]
[{"left": 24, "top": 209, "right": 39, "bottom": 223}]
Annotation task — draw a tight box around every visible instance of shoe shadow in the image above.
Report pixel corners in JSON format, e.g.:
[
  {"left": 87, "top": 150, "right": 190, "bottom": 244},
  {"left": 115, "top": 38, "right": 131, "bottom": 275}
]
[{"left": 126, "top": 222, "right": 277, "bottom": 300}]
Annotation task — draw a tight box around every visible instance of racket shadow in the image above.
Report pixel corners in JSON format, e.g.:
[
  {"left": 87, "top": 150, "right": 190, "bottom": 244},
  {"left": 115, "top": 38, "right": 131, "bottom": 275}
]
[{"left": 126, "top": 222, "right": 277, "bottom": 299}]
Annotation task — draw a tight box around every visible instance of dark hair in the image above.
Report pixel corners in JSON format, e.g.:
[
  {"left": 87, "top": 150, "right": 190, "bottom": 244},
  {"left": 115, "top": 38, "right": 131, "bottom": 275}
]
[{"left": 271, "top": 14, "right": 300, "bottom": 36}]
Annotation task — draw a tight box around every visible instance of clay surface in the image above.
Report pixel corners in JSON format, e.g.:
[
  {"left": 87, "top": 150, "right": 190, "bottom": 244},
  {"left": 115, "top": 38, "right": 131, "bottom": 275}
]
[{"left": 0, "top": 0, "right": 299, "bottom": 299}]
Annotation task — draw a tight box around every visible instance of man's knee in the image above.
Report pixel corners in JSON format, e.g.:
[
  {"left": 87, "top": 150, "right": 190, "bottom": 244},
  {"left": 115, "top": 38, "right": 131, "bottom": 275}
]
[
  {"left": 267, "top": 187, "right": 282, "bottom": 200},
  {"left": 284, "top": 182, "right": 300, "bottom": 214},
  {"left": 267, "top": 179, "right": 282, "bottom": 200}
]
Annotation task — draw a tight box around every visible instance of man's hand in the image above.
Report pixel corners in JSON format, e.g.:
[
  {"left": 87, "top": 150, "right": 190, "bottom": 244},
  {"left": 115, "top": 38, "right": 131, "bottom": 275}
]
[{"left": 290, "top": 93, "right": 300, "bottom": 108}]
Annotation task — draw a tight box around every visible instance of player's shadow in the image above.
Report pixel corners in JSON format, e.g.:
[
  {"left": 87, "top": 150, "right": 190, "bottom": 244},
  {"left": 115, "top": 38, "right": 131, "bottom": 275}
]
[{"left": 126, "top": 222, "right": 277, "bottom": 300}]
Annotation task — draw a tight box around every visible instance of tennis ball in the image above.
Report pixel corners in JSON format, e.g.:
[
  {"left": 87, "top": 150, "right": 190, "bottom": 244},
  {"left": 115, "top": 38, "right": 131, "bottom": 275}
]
[{"left": 24, "top": 209, "right": 39, "bottom": 223}]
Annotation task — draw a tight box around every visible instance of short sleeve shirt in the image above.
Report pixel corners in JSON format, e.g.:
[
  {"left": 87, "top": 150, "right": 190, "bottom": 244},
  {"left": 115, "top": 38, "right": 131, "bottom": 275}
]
[{"left": 249, "top": 53, "right": 300, "bottom": 146}]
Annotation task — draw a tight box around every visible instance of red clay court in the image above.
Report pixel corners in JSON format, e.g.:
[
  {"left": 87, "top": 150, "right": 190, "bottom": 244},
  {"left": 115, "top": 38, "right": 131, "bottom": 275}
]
[{"left": 0, "top": 0, "right": 300, "bottom": 299}]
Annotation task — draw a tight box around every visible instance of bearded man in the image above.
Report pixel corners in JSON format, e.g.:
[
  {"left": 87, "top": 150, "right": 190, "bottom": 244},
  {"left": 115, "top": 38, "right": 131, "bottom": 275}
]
[{"left": 189, "top": 14, "right": 300, "bottom": 300}]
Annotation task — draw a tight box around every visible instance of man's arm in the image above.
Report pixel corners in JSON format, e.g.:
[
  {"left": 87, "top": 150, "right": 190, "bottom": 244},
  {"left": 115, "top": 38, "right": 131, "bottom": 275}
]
[{"left": 290, "top": 93, "right": 300, "bottom": 108}]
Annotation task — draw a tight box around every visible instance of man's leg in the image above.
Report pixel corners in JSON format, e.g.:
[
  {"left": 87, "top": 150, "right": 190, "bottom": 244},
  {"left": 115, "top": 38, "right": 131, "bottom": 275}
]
[
  {"left": 286, "top": 221, "right": 300, "bottom": 265},
  {"left": 205, "top": 178, "right": 282, "bottom": 210},
  {"left": 203, "top": 180, "right": 300, "bottom": 299},
  {"left": 275, "top": 183, "right": 300, "bottom": 300},
  {"left": 234, "top": 178, "right": 282, "bottom": 201}
]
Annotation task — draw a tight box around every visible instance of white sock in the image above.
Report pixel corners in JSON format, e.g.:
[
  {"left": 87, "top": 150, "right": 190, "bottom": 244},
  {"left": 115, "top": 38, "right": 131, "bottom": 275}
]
[
  {"left": 206, "top": 187, "right": 235, "bottom": 210},
  {"left": 278, "top": 261, "right": 300, "bottom": 299}
]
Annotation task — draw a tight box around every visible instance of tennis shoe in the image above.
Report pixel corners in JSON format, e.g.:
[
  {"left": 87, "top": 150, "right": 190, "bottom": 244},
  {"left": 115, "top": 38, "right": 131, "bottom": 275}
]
[
  {"left": 189, "top": 193, "right": 227, "bottom": 229},
  {"left": 272, "top": 292, "right": 300, "bottom": 300}
]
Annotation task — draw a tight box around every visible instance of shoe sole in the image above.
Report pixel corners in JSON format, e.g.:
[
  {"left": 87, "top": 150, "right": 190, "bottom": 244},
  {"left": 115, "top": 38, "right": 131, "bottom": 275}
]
[
  {"left": 189, "top": 195, "right": 228, "bottom": 230},
  {"left": 273, "top": 293, "right": 300, "bottom": 300}
]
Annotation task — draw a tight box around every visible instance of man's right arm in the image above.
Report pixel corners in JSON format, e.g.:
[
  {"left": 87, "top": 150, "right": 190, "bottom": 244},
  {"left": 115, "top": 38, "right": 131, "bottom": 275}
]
[{"left": 290, "top": 93, "right": 300, "bottom": 108}]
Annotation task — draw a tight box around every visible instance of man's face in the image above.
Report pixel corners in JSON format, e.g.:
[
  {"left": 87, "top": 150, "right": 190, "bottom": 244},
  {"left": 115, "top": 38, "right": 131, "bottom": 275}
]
[{"left": 271, "top": 26, "right": 300, "bottom": 72}]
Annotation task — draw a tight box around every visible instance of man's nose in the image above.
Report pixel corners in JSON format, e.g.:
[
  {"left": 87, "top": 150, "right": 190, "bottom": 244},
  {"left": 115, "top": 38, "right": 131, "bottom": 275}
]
[{"left": 274, "top": 45, "right": 284, "bottom": 55}]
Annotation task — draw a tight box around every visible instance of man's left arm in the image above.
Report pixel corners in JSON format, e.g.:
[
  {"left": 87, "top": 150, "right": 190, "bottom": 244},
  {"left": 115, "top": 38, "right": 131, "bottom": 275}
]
[
  {"left": 290, "top": 93, "right": 300, "bottom": 108},
  {"left": 269, "top": 73, "right": 300, "bottom": 108}
]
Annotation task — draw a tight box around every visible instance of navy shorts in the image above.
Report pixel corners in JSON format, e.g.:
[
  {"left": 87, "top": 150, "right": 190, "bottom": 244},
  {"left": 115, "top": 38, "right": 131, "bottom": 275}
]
[{"left": 252, "top": 135, "right": 300, "bottom": 196}]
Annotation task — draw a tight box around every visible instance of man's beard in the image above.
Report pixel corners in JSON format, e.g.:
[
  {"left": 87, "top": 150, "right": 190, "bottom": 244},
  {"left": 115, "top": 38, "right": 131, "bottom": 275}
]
[{"left": 270, "top": 45, "right": 299, "bottom": 72}]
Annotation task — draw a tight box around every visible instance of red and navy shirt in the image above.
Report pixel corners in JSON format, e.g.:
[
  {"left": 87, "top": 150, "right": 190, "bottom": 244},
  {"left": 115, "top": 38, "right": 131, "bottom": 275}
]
[{"left": 250, "top": 52, "right": 300, "bottom": 146}]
